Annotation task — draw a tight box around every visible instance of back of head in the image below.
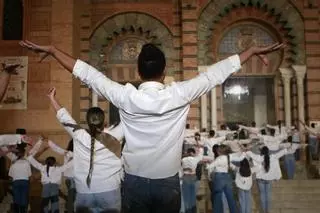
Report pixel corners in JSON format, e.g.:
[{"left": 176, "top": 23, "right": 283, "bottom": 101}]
[
  {"left": 209, "top": 130, "right": 215, "bottom": 138},
  {"left": 187, "top": 148, "right": 196, "bottom": 156},
  {"left": 212, "top": 145, "right": 219, "bottom": 157},
  {"left": 16, "top": 128, "right": 27, "bottom": 149},
  {"left": 186, "top": 124, "right": 190, "bottom": 129},
  {"left": 260, "top": 146, "right": 270, "bottom": 172},
  {"left": 16, "top": 147, "right": 26, "bottom": 159},
  {"left": 311, "top": 123, "right": 316, "bottom": 128},
  {"left": 260, "top": 129, "right": 266, "bottom": 135},
  {"left": 138, "top": 43, "right": 166, "bottom": 81},
  {"left": 86, "top": 107, "right": 105, "bottom": 136},
  {"left": 270, "top": 128, "right": 275, "bottom": 136},
  {"left": 251, "top": 121, "right": 256, "bottom": 127},
  {"left": 220, "top": 124, "right": 226, "bottom": 130},
  {"left": 239, "top": 158, "right": 251, "bottom": 177},
  {"left": 287, "top": 136, "right": 292, "bottom": 143}
]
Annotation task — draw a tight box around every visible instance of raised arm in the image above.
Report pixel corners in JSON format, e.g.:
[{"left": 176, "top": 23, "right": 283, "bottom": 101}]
[
  {"left": 0, "top": 134, "right": 22, "bottom": 146},
  {"left": 246, "top": 151, "right": 263, "bottom": 163},
  {"left": 176, "top": 43, "right": 284, "bottom": 102},
  {"left": 20, "top": 41, "right": 76, "bottom": 73},
  {"left": 47, "top": 87, "right": 79, "bottom": 138},
  {"left": 60, "top": 159, "right": 73, "bottom": 173},
  {"left": 48, "top": 140, "right": 67, "bottom": 155},
  {"left": 27, "top": 155, "right": 44, "bottom": 171},
  {"left": 21, "top": 41, "right": 124, "bottom": 108}
]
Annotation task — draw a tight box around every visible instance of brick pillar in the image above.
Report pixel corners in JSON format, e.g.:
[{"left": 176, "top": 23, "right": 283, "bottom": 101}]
[
  {"left": 181, "top": 0, "right": 199, "bottom": 128},
  {"left": 303, "top": 3, "right": 320, "bottom": 122}
]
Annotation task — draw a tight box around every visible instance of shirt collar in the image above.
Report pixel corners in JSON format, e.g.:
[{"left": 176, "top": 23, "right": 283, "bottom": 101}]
[{"left": 138, "top": 81, "right": 165, "bottom": 91}]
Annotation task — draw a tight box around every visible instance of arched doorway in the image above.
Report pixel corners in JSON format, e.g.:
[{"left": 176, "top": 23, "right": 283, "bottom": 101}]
[
  {"left": 85, "top": 12, "right": 175, "bottom": 125},
  {"left": 198, "top": 1, "right": 305, "bottom": 127}
]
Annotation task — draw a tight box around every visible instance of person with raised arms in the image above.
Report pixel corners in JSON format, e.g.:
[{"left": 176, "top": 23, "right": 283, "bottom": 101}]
[{"left": 20, "top": 39, "right": 284, "bottom": 213}]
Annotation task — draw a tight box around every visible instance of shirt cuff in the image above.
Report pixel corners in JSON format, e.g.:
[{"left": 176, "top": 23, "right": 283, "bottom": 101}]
[
  {"left": 73, "top": 59, "right": 89, "bottom": 79},
  {"left": 228, "top": 55, "right": 241, "bottom": 73}
]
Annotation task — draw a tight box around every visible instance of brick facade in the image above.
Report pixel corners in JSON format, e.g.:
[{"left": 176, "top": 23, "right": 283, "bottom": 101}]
[{"left": 0, "top": 0, "right": 319, "bottom": 149}]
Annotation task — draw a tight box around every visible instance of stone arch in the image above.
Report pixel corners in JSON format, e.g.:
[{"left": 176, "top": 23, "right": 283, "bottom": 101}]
[
  {"left": 198, "top": 0, "right": 305, "bottom": 66},
  {"left": 89, "top": 12, "right": 176, "bottom": 76}
]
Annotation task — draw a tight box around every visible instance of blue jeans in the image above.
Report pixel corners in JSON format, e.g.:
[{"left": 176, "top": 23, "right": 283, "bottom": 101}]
[
  {"left": 76, "top": 188, "right": 121, "bottom": 213},
  {"left": 182, "top": 175, "right": 197, "bottom": 213},
  {"left": 238, "top": 189, "right": 252, "bottom": 213},
  {"left": 309, "top": 137, "right": 319, "bottom": 157},
  {"left": 42, "top": 183, "right": 60, "bottom": 213},
  {"left": 284, "top": 154, "right": 295, "bottom": 179},
  {"left": 65, "top": 178, "right": 76, "bottom": 213},
  {"left": 257, "top": 179, "right": 272, "bottom": 213},
  {"left": 212, "top": 173, "right": 237, "bottom": 213},
  {"left": 122, "top": 173, "right": 180, "bottom": 213},
  {"left": 12, "top": 180, "right": 29, "bottom": 208}
]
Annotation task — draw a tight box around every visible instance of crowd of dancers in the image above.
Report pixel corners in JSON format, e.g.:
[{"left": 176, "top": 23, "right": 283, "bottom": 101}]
[
  {"left": 180, "top": 121, "right": 320, "bottom": 213},
  {"left": 0, "top": 38, "right": 318, "bottom": 213}
]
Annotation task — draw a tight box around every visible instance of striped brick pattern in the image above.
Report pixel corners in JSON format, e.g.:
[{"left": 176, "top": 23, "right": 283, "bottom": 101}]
[
  {"left": 181, "top": 1, "right": 200, "bottom": 128},
  {"left": 304, "top": 4, "right": 320, "bottom": 121}
]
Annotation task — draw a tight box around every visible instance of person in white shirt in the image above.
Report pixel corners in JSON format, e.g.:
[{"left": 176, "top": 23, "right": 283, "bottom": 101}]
[
  {"left": 27, "top": 144, "right": 73, "bottom": 213},
  {"left": 48, "top": 139, "right": 75, "bottom": 213},
  {"left": 302, "top": 122, "right": 320, "bottom": 160},
  {"left": 47, "top": 87, "right": 123, "bottom": 213},
  {"left": 246, "top": 146, "right": 293, "bottom": 213},
  {"left": 207, "top": 145, "right": 245, "bottom": 213},
  {"left": 204, "top": 130, "right": 226, "bottom": 159},
  {"left": 239, "top": 122, "right": 264, "bottom": 139},
  {"left": 9, "top": 147, "right": 31, "bottom": 213},
  {"left": 0, "top": 134, "right": 33, "bottom": 148},
  {"left": 282, "top": 136, "right": 307, "bottom": 179},
  {"left": 266, "top": 120, "right": 294, "bottom": 138},
  {"left": 233, "top": 158, "right": 260, "bottom": 213},
  {"left": 216, "top": 124, "right": 236, "bottom": 138},
  {"left": 257, "top": 128, "right": 287, "bottom": 152},
  {"left": 20, "top": 39, "right": 284, "bottom": 213},
  {"left": 6, "top": 137, "right": 43, "bottom": 213},
  {"left": 181, "top": 147, "right": 204, "bottom": 213}
]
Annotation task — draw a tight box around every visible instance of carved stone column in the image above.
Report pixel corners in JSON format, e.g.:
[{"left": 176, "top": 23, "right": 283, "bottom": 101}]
[
  {"left": 211, "top": 88, "right": 217, "bottom": 130},
  {"left": 292, "top": 65, "right": 307, "bottom": 161},
  {"left": 92, "top": 91, "right": 98, "bottom": 107},
  {"left": 279, "top": 68, "right": 293, "bottom": 127},
  {"left": 199, "top": 66, "right": 208, "bottom": 130}
]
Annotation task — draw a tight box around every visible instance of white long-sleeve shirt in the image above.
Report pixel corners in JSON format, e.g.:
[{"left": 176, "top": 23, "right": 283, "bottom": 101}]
[
  {"left": 207, "top": 153, "right": 245, "bottom": 174},
  {"left": 258, "top": 134, "right": 287, "bottom": 151},
  {"left": 235, "top": 165, "right": 260, "bottom": 190},
  {"left": 181, "top": 148, "right": 204, "bottom": 175},
  {"left": 223, "top": 139, "right": 251, "bottom": 153},
  {"left": 48, "top": 140, "right": 74, "bottom": 178},
  {"left": 204, "top": 136, "right": 226, "bottom": 158},
  {"left": 239, "top": 125, "right": 263, "bottom": 139},
  {"left": 266, "top": 124, "right": 294, "bottom": 137},
  {"left": 0, "top": 134, "right": 22, "bottom": 146},
  {"left": 9, "top": 158, "right": 32, "bottom": 181},
  {"left": 246, "top": 149, "right": 288, "bottom": 181},
  {"left": 57, "top": 108, "right": 124, "bottom": 194},
  {"left": 27, "top": 155, "right": 72, "bottom": 185},
  {"left": 73, "top": 55, "right": 241, "bottom": 179}
]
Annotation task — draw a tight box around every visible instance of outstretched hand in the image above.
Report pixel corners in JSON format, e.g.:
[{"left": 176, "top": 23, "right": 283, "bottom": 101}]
[
  {"left": 47, "top": 87, "right": 56, "bottom": 99},
  {"left": 19, "top": 40, "right": 53, "bottom": 62},
  {"left": 251, "top": 42, "right": 285, "bottom": 66}
]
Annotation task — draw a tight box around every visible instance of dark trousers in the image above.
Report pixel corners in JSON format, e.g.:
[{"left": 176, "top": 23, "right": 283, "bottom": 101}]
[
  {"left": 65, "top": 178, "right": 76, "bottom": 213},
  {"left": 122, "top": 173, "right": 181, "bottom": 213},
  {"left": 12, "top": 180, "right": 29, "bottom": 213}
]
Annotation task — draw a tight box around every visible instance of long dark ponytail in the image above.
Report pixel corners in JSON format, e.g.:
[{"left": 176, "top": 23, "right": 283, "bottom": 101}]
[
  {"left": 86, "top": 107, "right": 105, "bottom": 188},
  {"left": 239, "top": 158, "right": 251, "bottom": 177},
  {"left": 261, "top": 146, "right": 270, "bottom": 172},
  {"left": 45, "top": 157, "right": 56, "bottom": 177}
]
